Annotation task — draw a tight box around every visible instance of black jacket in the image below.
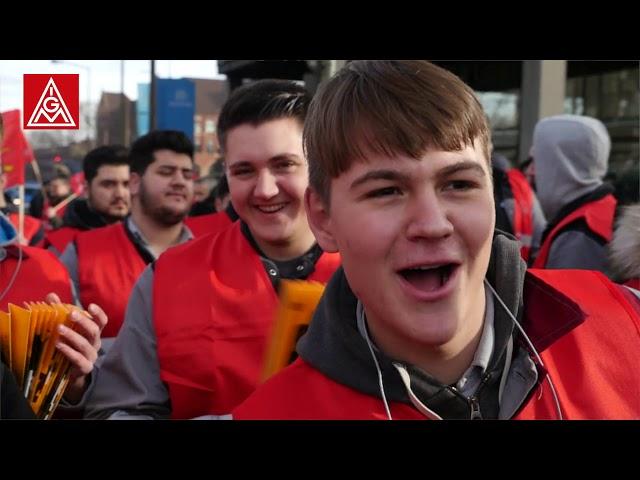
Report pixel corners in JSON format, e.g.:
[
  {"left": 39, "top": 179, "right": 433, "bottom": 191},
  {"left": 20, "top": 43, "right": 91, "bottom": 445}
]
[{"left": 59, "top": 197, "right": 110, "bottom": 230}]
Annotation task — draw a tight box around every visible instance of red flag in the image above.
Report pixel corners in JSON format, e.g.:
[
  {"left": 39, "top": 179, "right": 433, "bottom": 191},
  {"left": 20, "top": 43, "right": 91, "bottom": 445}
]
[
  {"left": 70, "top": 171, "right": 85, "bottom": 195},
  {"left": 1, "top": 109, "right": 34, "bottom": 187}
]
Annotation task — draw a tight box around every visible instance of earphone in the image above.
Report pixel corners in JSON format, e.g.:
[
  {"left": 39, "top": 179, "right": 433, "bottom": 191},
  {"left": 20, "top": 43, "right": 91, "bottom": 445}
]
[{"left": 362, "top": 279, "right": 564, "bottom": 420}]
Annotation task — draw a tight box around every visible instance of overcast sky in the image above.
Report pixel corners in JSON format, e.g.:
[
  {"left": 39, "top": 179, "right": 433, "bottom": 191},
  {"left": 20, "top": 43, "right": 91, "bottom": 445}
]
[{"left": 0, "top": 60, "right": 224, "bottom": 111}]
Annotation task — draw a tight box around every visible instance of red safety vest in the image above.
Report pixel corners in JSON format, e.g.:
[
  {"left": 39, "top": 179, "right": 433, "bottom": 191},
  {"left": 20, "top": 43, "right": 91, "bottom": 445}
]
[
  {"left": 0, "top": 245, "right": 73, "bottom": 308},
  {"left": 153, "top": 221, "right": 341, "bottom": 419},
  {"left": 75, "top": 223, "right": 147, "bottom": 338},
  {"left": 7, "top": 213, "right": 44, "bottom": 247},
  {"left": 233, "top": 269, "right": 640, "bottom": 420},
  {"left": 533, "top": 194, "right": 617, "bottom": 269},
  {"left": 184, "top": 211, "right": 233, "bottom": 238},
  {"left": 44, "top": 226, "right": 81, "bottom": 255},
  {"left": 505, "top": 169, "right": 535, "bottom": 262}
]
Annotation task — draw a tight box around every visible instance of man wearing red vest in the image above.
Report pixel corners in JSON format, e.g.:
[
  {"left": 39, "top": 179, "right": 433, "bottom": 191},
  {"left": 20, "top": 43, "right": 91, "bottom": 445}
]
[
  {"left": 60, "top": 131, "right": 195, "bottom": 349},
  {"left": 531, "top": 115, "right": 617, "bottom": 272},
  {"left": 0, "top": 211, "right": 108, "bottom": 416},
  {"left": 491, "top": 153, "right": 546, "bottom": 264},
  {"left": 45, "top": 145, "right": 131, "bottom": 256},
  {"left": 232, "top": 61, "right": 640, "bottom": 420},
  {"left": 85, "top": 80, "right": 341, "bottom": 419}
]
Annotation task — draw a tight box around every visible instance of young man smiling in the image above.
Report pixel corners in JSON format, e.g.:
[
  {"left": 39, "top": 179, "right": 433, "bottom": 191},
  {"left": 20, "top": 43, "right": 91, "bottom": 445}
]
[
  {"left": 85, "top": 80, "right": 340, "bottom": 419},
  {"left": 233, "top": 61, "right": 640, "bottom": 420}
]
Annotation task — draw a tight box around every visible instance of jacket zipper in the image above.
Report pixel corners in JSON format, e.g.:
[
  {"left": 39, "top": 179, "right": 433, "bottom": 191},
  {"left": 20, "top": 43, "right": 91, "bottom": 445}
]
[{"left": 468, "top": 373, "right": 492, "bottom": 420}]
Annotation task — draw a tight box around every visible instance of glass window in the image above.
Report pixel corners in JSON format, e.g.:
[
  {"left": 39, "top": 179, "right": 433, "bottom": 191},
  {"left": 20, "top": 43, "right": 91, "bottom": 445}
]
[
  {"left": 205, "top": 119, "right": 216, "bottom": 134},
  {"left": 476, "top": 91, "right": 519, "bottom": 130}
]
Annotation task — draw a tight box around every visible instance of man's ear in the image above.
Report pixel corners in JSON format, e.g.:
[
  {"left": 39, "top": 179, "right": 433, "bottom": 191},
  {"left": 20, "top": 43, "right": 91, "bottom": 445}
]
[
  {"left": 129, "top": 172, "right": 141, "bottom": 196},
  {"left": 304, "top": 187, "right": 338, "bottom": 253}
]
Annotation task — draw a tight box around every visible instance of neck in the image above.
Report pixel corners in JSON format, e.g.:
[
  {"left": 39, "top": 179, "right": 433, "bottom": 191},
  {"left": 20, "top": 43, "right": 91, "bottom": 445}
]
[
  {"left": 0, "top": 195, "right": 6, "bottom": 209},
  {"left": 253, "top": 228, "right": 317, "bottom": 261},
  {"left": 130, "top": 204, "right": 185, "bottom": 258},
  {"left": 367, "top": 286, "right": 487, "bottom": 385}
]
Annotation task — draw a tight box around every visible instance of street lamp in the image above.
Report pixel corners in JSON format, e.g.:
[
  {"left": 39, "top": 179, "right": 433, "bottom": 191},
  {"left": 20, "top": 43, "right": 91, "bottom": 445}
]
[{"left": 51, "top": 60, "right": 93, "bottom": 145}]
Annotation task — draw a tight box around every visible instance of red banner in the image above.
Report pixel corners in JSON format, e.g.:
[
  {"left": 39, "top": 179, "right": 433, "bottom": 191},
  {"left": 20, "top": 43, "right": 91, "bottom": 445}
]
[
  {"left": 70, "top": 171, "right": 85, "bottom": 195},
  {"left": 1, "top": 110, "right": 34, "bottom": 187}
]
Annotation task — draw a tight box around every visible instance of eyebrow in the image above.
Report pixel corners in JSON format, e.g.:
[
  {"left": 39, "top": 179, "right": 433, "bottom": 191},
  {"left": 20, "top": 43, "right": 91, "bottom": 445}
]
[
  {"left": 157, "top": 164, "right": 194, "bottom": 172},
  {"left": 228, "top": 154, "right": 302, "bottom": 169},
  {"left": 437, "top": 161, "right": 486, "bottom": 179},
  {"left": 349, "top": 160, "right": 486, "bottom": 191},
  {"left": 350, "top": 169, "right": 412, "bottom": 190}
]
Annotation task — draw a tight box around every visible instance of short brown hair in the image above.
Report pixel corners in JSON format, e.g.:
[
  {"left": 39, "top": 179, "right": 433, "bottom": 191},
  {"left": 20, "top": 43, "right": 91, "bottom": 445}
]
[
  {"left": 217, "top": 79, "right": 310, "bottom": 153},
  {"left": 304, "top": 61, "right": 492, "bottom": 204}
]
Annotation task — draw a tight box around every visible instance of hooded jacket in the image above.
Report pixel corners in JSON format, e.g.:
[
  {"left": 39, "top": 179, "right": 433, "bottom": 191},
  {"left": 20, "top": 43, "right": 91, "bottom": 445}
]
[
  {"left": 233, "top": 233, "right": 640, "bottom": 420},
  {"left": 532, "top": 115, "right": 616, "bottom": 271}
]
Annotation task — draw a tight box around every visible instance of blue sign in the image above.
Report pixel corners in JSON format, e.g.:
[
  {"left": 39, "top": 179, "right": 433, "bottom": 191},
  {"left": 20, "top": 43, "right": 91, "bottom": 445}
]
[{"left": 156, "top": 78, "right": 195, "bottom": 141}]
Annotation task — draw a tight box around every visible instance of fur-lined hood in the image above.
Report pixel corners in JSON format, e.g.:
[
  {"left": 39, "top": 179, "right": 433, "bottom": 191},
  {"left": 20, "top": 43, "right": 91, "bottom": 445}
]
[{"left": 609, "top": 204, "right": 640, "bottom": 282}]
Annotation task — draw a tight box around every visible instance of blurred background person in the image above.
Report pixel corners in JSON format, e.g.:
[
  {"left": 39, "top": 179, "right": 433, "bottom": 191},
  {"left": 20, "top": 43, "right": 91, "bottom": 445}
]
[
  {"left": 532, "top": 115, "right": 617, "bottom": 273},
  {"left": 29, "top": 163, "right": 74, "bottom": 229},
  {"left": 492, "top": 153, "right": 546, "bottom": 264},
  {"left": 45, "top": 145, "right": 130, "bottom": 256}
]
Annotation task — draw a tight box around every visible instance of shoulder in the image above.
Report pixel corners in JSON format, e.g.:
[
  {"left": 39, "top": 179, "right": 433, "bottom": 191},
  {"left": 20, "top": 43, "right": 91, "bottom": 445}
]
[{"left": 233, "top": 360, "right": 325, "bottom": 419}]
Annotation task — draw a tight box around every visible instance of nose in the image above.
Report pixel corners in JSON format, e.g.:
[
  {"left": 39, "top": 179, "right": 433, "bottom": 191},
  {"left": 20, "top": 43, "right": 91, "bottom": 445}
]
[
  {"left": 404, "top": 188, "right": 454, "bottom": 240},
  {"left": 170, "top": 171, "right": 189, "bottom": 189},
  {"left": 116, "top": 182, "right": 129, "bottom": 198},
  {"left": 253, "top": 169, "right": 279, "bottom": 199}
]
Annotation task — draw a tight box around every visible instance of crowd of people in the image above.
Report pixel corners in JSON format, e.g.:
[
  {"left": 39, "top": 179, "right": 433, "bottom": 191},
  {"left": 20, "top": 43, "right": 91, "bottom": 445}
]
[{"left": 0, "top": 61, "right": 638, "bottom": 420}]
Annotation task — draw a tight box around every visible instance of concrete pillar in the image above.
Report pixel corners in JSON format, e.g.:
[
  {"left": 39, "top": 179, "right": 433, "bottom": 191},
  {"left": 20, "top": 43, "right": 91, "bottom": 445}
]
[
  {"left": 305, "top": 60, "right": 348, "bottom": 95},
  {"left": 518, "top": 60, "right": 567, "bottom": 163}
]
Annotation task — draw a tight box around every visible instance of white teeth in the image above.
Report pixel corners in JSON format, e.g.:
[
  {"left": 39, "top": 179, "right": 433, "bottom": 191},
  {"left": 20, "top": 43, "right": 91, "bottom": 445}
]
[
  {"left": 410, "top": 265, "right": 441, "bottom": 271},
  {"left": 256, "top": 204, "right": 285, "bottom": 213}
]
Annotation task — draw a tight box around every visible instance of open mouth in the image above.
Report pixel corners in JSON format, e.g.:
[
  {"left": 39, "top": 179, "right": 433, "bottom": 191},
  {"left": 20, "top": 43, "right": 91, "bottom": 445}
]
[
  {"left": 255, "top": 203, "right": 287, "bottom": 214},
  {"left": 397, "top": 264, "right": 457, "bottom": 293}
]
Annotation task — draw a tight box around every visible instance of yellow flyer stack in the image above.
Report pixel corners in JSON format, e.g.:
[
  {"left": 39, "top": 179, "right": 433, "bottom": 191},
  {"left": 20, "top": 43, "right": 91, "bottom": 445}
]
[{"left": 0, "top": 302, "right": 88, "bottom": 419}]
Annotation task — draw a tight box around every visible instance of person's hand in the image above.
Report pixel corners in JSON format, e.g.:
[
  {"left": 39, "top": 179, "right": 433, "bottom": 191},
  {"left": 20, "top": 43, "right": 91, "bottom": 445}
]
[{"left": 45, "top": 293, "right": 108, "bottom": 403}]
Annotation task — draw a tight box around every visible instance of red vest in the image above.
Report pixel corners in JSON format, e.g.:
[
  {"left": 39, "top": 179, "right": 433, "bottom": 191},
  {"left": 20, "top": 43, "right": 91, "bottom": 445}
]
[
  {"left": 153, "top": 222, "right": 341, "bottom": 419},
  {"left": 0, "top": 245, "right": 73, "bottom": 308},
  {"left": 233, "top": 269, "right": 640, "bottom": 420},
  {"left": 75, "top": 223, "right": 147, "bottom": 338},
  {"left": 44, "top": 226, "right": 81, "bottom": 255},
  {"left": 505, "top": 169, "right": 534, "bottom": 262},
  {"left": 7, "top": 213, "right": 43, "bottom": 247},
  {"left": 533, "top": 194, "right": 617, "bottom": 269},
  {"left": 185, "top": 212, "right": 233, "bottom": 239}
]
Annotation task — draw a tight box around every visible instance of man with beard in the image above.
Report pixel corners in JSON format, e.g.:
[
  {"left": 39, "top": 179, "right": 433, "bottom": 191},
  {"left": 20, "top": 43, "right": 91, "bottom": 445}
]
[
  {"left": 45, "top": 145, "right": 131, "bottom": 256},
  {"left": 60, "top": 131, "right": 195, "bottom": 350}
]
